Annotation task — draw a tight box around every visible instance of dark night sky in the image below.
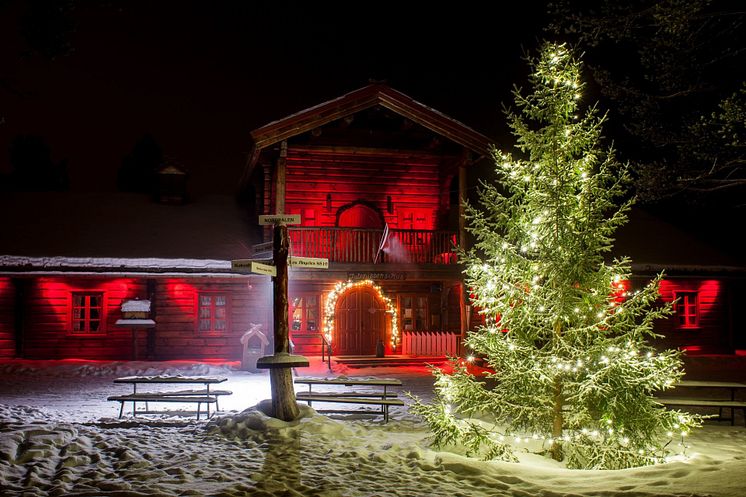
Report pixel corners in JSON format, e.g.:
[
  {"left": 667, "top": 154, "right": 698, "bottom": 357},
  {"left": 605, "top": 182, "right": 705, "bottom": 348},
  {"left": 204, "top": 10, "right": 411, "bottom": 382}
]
[{"left": 0, "top": 1, "right": 550, "bottom": 195}]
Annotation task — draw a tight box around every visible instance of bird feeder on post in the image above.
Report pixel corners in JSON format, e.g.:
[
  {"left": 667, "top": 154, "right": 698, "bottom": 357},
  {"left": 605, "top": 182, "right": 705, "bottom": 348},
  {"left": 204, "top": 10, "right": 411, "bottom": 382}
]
[{"left": 115, "top": 299, "right": 155, "bottom": 361}]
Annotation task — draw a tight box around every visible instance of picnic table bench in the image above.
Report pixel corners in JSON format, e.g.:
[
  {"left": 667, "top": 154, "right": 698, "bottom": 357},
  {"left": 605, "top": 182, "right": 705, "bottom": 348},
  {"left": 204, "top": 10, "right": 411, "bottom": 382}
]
[
  {"left": 656, "top": 380, "right": 746, "bottom": 426},
  {"left": 294, "top": 377, "right": 404, "bottom": 423},
  {"left": 108, "top": 375, "right": 231, "bottom": 419}
]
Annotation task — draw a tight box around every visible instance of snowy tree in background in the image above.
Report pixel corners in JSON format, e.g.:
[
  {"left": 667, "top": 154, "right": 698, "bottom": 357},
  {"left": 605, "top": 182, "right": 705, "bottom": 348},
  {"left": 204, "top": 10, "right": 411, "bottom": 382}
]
[{"left": 411, "top": 42, "right": 701, "bottom": 470}]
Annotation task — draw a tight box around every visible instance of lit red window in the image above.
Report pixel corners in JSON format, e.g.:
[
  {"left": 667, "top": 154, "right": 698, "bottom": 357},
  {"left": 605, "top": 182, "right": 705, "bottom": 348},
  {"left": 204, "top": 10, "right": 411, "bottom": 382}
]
[
  {"left": 401, "top": 295, "right": 428, "bottom": 330},
  {"left": 674, "top": 291, "right": 699, "bottom": 328},
  {"left": 71, "top": 292, "right": 104, "bottom": 334},
  {"left": 290, "top": 295, "right": 319, "bottom": 332},
  {"left": 198, "top": 294, "right": 228, "bottom": 333}
]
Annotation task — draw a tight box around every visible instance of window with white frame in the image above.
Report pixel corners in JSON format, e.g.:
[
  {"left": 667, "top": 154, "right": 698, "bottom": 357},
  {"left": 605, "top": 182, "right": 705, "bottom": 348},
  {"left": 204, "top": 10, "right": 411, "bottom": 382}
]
[
  {"left": 401, "top": 295, "right": 428, "bottom": 331},
  {"left": 198, "top": 294, "right": 228, "bottom": 333},
  {"left": 674, "top": 291, "right": 699, "bottom": 328},
  {"left": 290, "top": 295, "right": 319, "bottom": 332},
  {"left": 71, "top": 292, "right": 104, "bottom": 334}
]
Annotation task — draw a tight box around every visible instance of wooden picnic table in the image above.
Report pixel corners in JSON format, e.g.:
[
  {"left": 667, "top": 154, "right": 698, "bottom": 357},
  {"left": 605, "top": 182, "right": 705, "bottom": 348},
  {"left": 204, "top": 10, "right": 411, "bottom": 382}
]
[
  {"left": 675, "top": 380, "right": 746, "bottom": 400},
  {"left": 114, "top": 375, "right": 228, "bottom": 392},
  {"left": 657, "top": 379, "right": 746, "bottom": 426},
  {"left": 294, "top": 377, "right": 404, "bottom": 422},
  {"left": 109, "top": 375, "right": 231, "bottom": 419}
]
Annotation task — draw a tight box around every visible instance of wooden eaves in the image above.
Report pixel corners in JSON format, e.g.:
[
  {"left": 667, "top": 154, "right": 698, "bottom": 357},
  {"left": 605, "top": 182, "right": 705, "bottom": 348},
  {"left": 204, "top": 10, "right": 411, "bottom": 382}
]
[{"left": 240, "top": 83, "right": 493, "bottom": 185}]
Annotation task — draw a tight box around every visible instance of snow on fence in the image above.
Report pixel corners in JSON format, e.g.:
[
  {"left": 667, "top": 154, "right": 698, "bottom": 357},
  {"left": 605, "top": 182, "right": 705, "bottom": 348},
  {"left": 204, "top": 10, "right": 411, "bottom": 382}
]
[{"left": 401, "top": 331, "right": 460, "bottom": 356}]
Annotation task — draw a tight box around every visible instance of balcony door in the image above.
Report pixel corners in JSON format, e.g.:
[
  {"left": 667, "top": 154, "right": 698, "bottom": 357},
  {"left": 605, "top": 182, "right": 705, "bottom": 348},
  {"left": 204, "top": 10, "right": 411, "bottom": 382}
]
[
  {"left": 336, "top": 202, "right": 384, "bottom": 262},
  {"left": 334, "top": 287, "right": 386, "bottom": 356}
]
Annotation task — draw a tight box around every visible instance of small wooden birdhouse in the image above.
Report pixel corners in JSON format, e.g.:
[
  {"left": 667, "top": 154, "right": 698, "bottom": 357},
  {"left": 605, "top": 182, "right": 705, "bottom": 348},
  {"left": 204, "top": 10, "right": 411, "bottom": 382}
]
[{"left": 120, "top": 299, "right": 152, "bottom": 320}]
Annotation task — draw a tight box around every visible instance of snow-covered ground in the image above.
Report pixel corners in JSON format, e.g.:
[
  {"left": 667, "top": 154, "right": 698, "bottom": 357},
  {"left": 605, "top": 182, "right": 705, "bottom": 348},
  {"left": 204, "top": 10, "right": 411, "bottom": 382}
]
[{"left": 1, "top": 357, "right": 745, "bottom": 497}]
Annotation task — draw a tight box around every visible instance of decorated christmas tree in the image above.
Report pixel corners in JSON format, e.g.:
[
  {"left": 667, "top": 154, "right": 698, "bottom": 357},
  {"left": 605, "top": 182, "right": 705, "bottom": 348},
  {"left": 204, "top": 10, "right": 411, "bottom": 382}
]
[{"left": 411, "top": 42, "right": 701, "bottom": 470}]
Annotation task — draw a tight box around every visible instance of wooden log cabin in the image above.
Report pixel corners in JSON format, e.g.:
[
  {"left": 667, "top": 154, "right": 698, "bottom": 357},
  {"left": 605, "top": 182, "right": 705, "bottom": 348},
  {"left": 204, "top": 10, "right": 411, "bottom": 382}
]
[
  {"left": 1, "top": 83, "right": 745, "bottom": 361},
  {"left": 239, "top": 83, "right": 493, "bottom": 357},
  {"left": 0, "top": 192, "right": 274, "bottom": 361}
]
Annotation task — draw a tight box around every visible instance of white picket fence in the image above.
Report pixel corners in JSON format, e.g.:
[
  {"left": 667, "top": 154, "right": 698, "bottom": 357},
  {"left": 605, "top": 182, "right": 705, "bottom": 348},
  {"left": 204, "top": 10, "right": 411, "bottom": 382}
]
[{"left": 401, "top": 331, "right": 460, "bottom": 356}]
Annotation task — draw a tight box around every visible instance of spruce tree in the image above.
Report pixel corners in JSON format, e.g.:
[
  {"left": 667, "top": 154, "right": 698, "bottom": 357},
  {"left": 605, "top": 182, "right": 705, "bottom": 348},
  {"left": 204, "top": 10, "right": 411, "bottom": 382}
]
[{"left": 412, "top": 42, "right": 701, "bottom": 470}]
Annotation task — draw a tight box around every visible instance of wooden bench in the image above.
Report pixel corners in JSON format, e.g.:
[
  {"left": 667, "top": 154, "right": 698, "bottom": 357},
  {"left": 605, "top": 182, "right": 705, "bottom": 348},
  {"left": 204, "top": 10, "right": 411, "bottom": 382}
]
[
  {"left": 107, "top": 393, "right": 217, "bottom": 420},
  {"left": 294, "top": 377, "right": 404, "bottom": 422},
  {"left": 656, "top": 398, "right": 746, "bottom": 426},
  {"left": 156, "top": 389, "right": 233, "bottom": 411}
]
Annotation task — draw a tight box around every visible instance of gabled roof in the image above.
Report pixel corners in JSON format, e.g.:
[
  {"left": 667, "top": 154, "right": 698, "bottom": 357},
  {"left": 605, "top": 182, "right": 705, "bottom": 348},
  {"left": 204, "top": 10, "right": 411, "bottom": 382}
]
[{"left": 241, "top": 83, "right": 493, "bottom": 183}]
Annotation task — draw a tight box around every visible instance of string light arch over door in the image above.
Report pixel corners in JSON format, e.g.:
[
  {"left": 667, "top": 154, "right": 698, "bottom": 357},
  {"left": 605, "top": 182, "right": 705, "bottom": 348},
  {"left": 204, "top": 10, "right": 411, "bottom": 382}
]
[{"left": 323, "top": 280, "right": 399, "bottom": 351}]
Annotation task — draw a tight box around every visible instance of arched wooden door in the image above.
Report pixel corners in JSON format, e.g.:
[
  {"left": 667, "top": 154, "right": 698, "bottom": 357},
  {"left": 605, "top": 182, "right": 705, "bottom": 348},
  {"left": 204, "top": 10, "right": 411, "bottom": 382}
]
[
  {"left": 334, "top": 287, "right": 386, "bottom": 355},
  {"left": 335, "top": 203, "right": 384, "bottom": 263},
  {"left": 337, "top": 203, "right": 383, "bottom": 229}
]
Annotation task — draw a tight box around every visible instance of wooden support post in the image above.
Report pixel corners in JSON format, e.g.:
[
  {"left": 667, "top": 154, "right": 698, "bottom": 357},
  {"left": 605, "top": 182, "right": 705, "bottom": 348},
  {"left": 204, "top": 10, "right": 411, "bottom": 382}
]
[
  {"left": 131, "top": 329, "right": 138, "bottom": 361},
  {"left": 263, "top": 163, "right": 273, "bottom": 243},
  {"left": 458, "top": 160, "right": 469, "bottom": 356},
  {"left": 273, "top": 224, "right": 291, "bottom": 356},
  {"left": 458, "top": 162, "right": 467, "bottom": 256},
  {"left": 146, "top": 279, "right": 157, "bottom": 360},
  {"left": 274, "top": 141, "right": 287, "bottom": 215},
  {"left": 11, "top": 278, "right": 27, "bottom": 358},
  {"left": 269, "top": 224, "right": 299, "bottom": 421},
  {"left": 254, "top": 223, "right": 311, "bottom": 421}
]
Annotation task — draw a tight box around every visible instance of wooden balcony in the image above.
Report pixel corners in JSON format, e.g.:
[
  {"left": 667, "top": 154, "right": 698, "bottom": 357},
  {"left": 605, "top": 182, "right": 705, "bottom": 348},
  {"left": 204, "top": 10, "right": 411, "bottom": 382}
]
[{"left": 287, "top": 227, "right": 458, "bottom": 265}]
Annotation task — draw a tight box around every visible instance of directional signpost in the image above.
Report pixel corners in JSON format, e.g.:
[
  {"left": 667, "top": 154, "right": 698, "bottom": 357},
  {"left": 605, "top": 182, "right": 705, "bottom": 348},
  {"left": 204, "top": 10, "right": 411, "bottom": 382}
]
[
  {"left": 231, "top": 259, "right": 277, "bottom": 277},
  {"left": 289, "top": 256, "right": 329, "bottom": 269},
  {"left": 252, "top": 241, "right": 274, "bottom": 259},
  {"left": 231, "top": 214, "right": 329, "bottom": 421},
  {"left": 258, "top": 214, "right": 301, "bottom": 225},
  {"left": 250, "top": 261, "right": 277, "bottom": 276},
  {"left": 255, "top": 214, "right": 310, "bottom": 421}
]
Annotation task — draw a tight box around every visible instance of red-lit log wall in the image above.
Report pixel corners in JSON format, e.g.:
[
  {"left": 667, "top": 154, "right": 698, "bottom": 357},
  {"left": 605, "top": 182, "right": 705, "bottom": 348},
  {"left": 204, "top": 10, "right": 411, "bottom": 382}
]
[
  {"left": 281, "top": 148, "right": 451, "bottom": 230},
  {"left": 1, "top": 276, "right": 273, "bottom": 361},
  {"left": 0, "top": 277, "right": 14, "bottom": 358},
  {"left": 654, "top": 278, "right": 729, "bottom": 353}
]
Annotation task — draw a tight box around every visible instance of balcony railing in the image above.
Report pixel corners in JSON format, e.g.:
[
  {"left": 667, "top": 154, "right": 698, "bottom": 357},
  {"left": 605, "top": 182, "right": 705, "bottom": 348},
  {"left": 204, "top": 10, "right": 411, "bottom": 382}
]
[{"left": 288, "top": 227, "right": 458, "bottom": 264}]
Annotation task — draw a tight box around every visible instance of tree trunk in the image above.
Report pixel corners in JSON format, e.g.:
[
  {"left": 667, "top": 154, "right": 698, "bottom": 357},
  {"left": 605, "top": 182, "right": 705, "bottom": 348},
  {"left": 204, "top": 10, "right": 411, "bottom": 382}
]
[
  {"left": 270, "top": 367, "right": 299, "bottom": 421},
  {"left": 550, "top": 318, "right": 564, "bottom": 461},
  {"left": 269, "top": 224, "right": 299, "bottom": 421},
  {"left": 551, "top": 378, "right": 564, "bottom": 461}
]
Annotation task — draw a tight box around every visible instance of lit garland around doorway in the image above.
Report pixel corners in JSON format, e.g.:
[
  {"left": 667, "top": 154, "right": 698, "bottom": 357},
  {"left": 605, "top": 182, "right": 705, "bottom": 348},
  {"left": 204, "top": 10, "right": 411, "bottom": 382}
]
[{"left": 323, "top": 280, "right": 399, "bottom": 349}]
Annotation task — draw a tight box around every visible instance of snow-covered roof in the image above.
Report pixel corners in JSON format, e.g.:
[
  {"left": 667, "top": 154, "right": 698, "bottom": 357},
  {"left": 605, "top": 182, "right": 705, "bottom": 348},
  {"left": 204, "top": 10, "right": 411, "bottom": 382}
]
[
  {"left": 0, "top": 255, "right": 240, "bottom": 276},
  {"left": 121, "top": 299, "right": 152, "bottom": 312}
]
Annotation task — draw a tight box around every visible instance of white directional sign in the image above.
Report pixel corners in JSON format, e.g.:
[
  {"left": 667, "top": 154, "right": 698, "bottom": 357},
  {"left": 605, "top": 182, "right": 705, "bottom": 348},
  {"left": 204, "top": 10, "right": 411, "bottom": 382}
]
[
  {"left": 252, "top": 241, "right": 273, "bottom": 254},
  {"left": 230, "top": 259, "right": 253, "bottom": 271},
  {"left": 250, "top": 261, "right": 277, "bottom": 276},
  {"left": 231, "top": 259, "right": 277, "bottom": 276},
  {"left": 258, "top": 214, "right": 301, "bottom": 225},
  {"left": 289, "top": 256, "right": 329, "bottom": 269}
]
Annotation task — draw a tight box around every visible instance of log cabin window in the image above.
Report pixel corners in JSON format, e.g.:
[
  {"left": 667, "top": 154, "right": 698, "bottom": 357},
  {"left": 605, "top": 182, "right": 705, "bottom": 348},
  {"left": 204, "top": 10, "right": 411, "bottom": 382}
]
[
  {"left": 674, "top": 291, "right": 699, "bottom": 328},
  {"left": 290, "top": 295, "right": 319, "bottom": 332},
  {"left": 401, "top": 295, "right": 428, "bottom": 331},
  {"left": 198, "top": 294, "right": 228, "bottom": 333},
  {"left": 71, "top": 292, "right": 104, "bottom": 334}
]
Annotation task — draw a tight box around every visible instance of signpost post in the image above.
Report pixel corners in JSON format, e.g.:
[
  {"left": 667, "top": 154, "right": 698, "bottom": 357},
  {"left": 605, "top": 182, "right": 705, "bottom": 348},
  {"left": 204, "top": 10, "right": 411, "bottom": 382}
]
[
  {"left": 231, "top": 214, "right": 329, "bottom": 421},
  {"left": 254, "top": 214, "right": 309, "bottom": 421}
]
